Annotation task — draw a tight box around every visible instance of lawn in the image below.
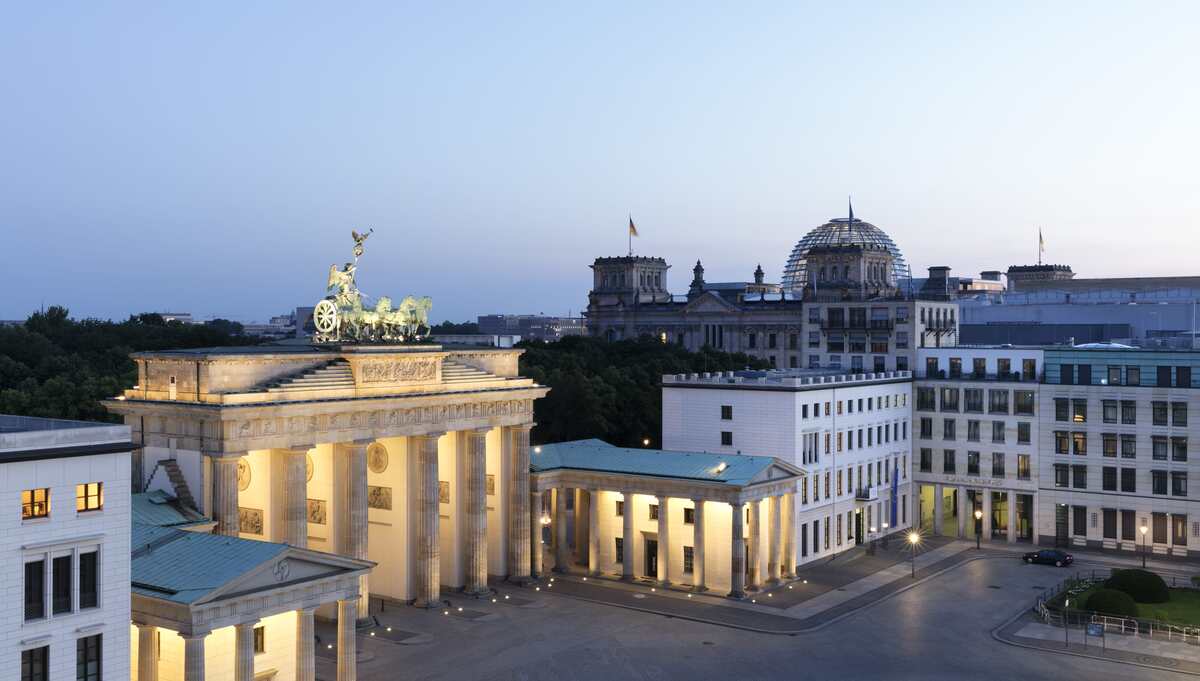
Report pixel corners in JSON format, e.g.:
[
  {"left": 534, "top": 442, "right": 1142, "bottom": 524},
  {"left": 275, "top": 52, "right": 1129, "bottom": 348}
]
[{"left": 1070, "top": 587, "right": 1200, "bottom": 626}]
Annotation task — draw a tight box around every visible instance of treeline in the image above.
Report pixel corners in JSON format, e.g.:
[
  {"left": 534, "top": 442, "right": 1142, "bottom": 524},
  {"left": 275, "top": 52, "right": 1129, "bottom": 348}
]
[
  {"left": 518, "top": 335, "right": 768, "bottom": 447},
  {"left": 0, "top": 306, "right": 257, "bottom": 421}
]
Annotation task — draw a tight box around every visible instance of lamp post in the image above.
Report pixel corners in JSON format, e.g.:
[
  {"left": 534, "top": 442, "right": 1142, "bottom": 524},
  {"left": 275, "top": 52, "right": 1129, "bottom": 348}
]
[
  {"left": 1140, "top": 524, "right": 1149, "bottom": 568},
  {"left": 974, "top": 508, "right": 983, "bottom": 550},
  {"left": 642, "top": 438, "right": 651, "bottom": 447},
  {"left": 882, "top": 521, "right": 889, "bottom": 550},
  {"left": 908, "top": 532, "right": 920, "bottom": 578},
  {"left": 869, "top": 525, "right": 877, "bottom": 555}
]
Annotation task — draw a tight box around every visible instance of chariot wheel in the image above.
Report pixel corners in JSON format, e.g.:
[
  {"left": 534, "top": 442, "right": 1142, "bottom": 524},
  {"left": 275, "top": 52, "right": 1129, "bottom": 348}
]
[{"left": 313, "top": 299, "right": 339, "bottom": 335}]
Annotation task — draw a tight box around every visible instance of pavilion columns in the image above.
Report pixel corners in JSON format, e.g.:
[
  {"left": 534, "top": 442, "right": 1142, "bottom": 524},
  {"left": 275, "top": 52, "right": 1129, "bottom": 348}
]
[
  {"left": 337, "top": 598, "right": 358, "bottom": 681},
  {"left": 554, "top": 487, "right": 570, "bottom": 572},
  {"left": 413, "top": 432, "right": 444, "bottom": 608},
  {"left": 210, "top": 453, "right": 243, "bottom": 537},
  {"left": 621, "top": 490, "right": 636, "bottom": 581},
  {"left": 729, "top": 501, "right": 746, "bottom": 598},
  {"left": 136, "top": 624, "right": 157, "bottom": 681},
  {"left": 333, "top": 442, "right": 370, "bottom": 618},
  {"left": 956, "top": 486, "right": 968, "bottom": 539},
  {"left": 767, "top": 495, "right": 782, "bottom": 583},
  {"left": 656, "top": 496, "right": 671, "bottom": 585},
  {"left": 507, "top": 424, "right": 533, "bottom": 583},
  {"left": 933, "top": 484, "right": 944, "bottom": 535},
  {"left": 464, "top": 428, "right": 490, "bottom": 595},
  {"left": 281, "top": 447, "right": 309, "bottom": 548},
  {"left": 588, "top": 489, "right": 601, "bottom": 576},
  {"left": 182, "top": 633, "right": 207, "bottom": 681},
  {"left": 575, "top": 489, "right": 590, "bottom": 566},
  {"left": 530, "top": 491, "right": 543, "bottom": 578},
  {"left": 782, "top": 493, "right": 796, "bottom": 577},
  {"left": 296, "top": 606, "right": 317, "bottom": 681},
  {"left": 982, "top": 490, "right": 993, "bottom": 541},
  {"left": 747, "top": 499, "right": 762, "bottom": 590},
  {"left": 1007, "top": 491, "right": 1018, "bottom": 544},
  {"left": 234, "top": 620, "right": 258, "bottom": 681},
  {"left": 691, "top": 499, "right": 706, "bottom": 591}
]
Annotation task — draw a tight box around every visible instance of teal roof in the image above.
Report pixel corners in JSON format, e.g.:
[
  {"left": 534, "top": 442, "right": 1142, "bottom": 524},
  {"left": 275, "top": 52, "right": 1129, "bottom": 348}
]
[
  {"left": 131, "top": 523, "right": 288, "bottom": 604},
  {"left": 531, "top": 440, "right": 795, "bottom": 486},
  {"left": 132, "top": 491, "right": 210, "bottom": 528}
]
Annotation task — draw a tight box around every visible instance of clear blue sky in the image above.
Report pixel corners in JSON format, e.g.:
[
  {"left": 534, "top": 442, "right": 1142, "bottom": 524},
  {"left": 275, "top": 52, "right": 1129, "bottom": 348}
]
[{"left": 2, "top": 2, "right": 1198, "bottom": 323}]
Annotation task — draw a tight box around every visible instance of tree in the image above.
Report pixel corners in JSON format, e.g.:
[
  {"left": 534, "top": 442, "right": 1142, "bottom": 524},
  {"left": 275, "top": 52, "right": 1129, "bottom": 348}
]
[{"left": 430, "top": 321, "right": 480, "bottom": 334}]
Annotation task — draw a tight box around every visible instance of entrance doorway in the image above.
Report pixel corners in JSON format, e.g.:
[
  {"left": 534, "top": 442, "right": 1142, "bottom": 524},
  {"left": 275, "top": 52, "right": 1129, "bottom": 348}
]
[
  {"left": 645, "top": 538, "right": 658, "bottom": 577},
  {"left": 854, "top": 510, "right": 863, "bottom": 546}
]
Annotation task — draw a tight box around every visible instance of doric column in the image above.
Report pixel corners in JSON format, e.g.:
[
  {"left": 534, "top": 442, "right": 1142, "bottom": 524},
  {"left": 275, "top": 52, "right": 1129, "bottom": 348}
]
[
  {"left": 211, "top": 454, "right": 242, "bottom": 537},
  {"left": 656, "top": 496, "right": 670, "bottom": 585},
  {"left": 622, "top": 490, "right": 636, "bottom": 580},
  {"left": 234, "top": 621, "right": 258, "bottom": 681},
  {"left": 529, "top": 491, "right": 543, "bottom": 578},
  {"left": 335, "top": 443, "right": 370, "bottom": 617},
  {"left": 747, "top": 499, "right": 761, "bottom": 589},
  {"left": 588, "top": 489, "right": 601, "bottom": 575},
  {"left": 576, "top": 489, "right": 590, "bottom": 566},
  {"left": 283, "top": 448, "right": 309, "bottom": 548},
  {"left": 507, "top": 425, "right": 533, "bottom": 582},
  {"left": 956, "top": 486, "right": 967, "bottom": 538},
  {"left": 782, "top": 492, "right": 796, "bottom": 577},
  {"left": 136, "top": 624, "right": 158, "bottom": 681},
  {"left": 464, "top": 428, "right": 490, "bottom": 595},
  {"left": 337, "top": 598, "right": 357, "bottom": 681},
  {"left": 296, "top": 607, "right": 316, "bottom": 681},
  {"left": 982, "top": 490, "right": 993, "bottom": 541},
  {"left": 182, "top": 633, "right": 206, "bottom": 681},
  {"left": 729, "top": 502, "right": 746, "bottom": 598},
  {"left": 554, "top": 487, "right": 570, "bottom": 572},
  {"left": 933, "top": 484, "right": 944, "bottom": 535},
  {"left": 767, "top": 495, "right": 782, "bottom": 583},
  {"left": 1007, "top": 491, "right": 1017, "bottom": 544},
  {"left": 413, "top": 432, "right": 444, "bottom": 608},
  {"left": 692, "top": 499, "right": 706, "bottom": 591}
]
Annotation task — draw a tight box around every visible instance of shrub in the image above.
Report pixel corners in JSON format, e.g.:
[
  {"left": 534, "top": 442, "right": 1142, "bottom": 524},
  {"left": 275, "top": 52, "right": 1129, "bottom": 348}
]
[
  {"left": 1106, "top": 569, "right": 1169, "bottom": 603},
  {"left": 1086, "top": 589, "right": 1139, "bottom": 617},
  {"left": 1192, "top": 575, "right": 1200, "bottom": 588}
]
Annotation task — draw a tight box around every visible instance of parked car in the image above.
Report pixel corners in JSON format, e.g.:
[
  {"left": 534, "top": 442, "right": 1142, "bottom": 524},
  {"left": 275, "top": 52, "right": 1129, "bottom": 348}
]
[{"left": 1022, "top": 549, "right": 1073, "bottom": 567}]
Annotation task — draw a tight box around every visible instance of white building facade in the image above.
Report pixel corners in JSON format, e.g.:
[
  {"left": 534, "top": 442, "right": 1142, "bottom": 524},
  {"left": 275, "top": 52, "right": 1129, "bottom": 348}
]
[
  {"left": 1, "top": 415, "right": 132, "bottom": 681},
  {"left": 662, "top": 369, "right": 914, "bottom": 569}
]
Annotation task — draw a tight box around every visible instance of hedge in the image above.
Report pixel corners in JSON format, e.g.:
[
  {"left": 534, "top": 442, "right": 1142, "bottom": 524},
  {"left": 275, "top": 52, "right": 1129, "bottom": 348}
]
[{"left": 1106, "top": 569, "right": 1169, "bottom": 604}]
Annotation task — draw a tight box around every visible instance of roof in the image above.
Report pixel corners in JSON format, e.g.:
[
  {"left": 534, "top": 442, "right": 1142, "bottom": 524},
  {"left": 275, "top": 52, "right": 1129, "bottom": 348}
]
[
  {"left": 531, "top": 439, "right": 799, "bottom": 486},
  {"left": 0, "top": 415, "right": 103, "bottom": 434},
  {"left": 131, "top": 523, "right": 289, "bottom": 604},
  {"left": 782, "top": 215, "right": 908, "bottom": 292},
  {"left": 0, "top": 414, "right": 131, "bottom": 463},
  {"left": 131, "top": 491, "right": 211, "bottom": 529}
]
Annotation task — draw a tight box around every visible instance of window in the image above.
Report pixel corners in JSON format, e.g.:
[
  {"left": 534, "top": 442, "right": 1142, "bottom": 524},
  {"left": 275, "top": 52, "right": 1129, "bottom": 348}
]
[
  {"left": 1073, "top": 506, "right": 1087, "bottom": 537},
  {"left": 1072, "top": 399, "right": 1087, "bottom": 423},
  {"left": 53, "top": 555, "right": 72, "bottom": 615},
  {"left": 943, "top": 450, "right": 956, "bottom": 474},
  {"left": 967, "top": 420, "right": 980, "bottom": 442},
  {"left": 943, "top": 419, "right": 956, "bottom": 440},
  {"left": 1053, "top": 464, "right": 1068, "bottom": 488},
  {"left": 919, "top": 448, "right": 932, "bottom": 473},
  {"left": 916, "top": 387, "right": 935, "bottom": 411},
  {"left": 997, "top": 358, "right": 1011, "bottom": 378},
  {"left": 1153, "top": 436, "right": 1168, "bottom": 460},
  {"left": 683, "top": 507, "right": 695, "bottom": 524},
  {"left": 683, "top": 545, "right": 694, "bottom": 574},
  {"left": 808, "top": 332, "right": 820, "bottom": 348},
  {"left": 25, "top": 560, "right": 44, "bottom": 620},
  {"left": 1072, "top": 465, "right": 1087, "bottom": 489},
  {"left": 720, "top": 431, "right": 732, "bottom": 446},
  {"left": 77, "top": 635, "right": 101, "bottom": 681},
  {"left": 615, "top": 537, "right": 624, "bottom": 563},
  {"left": 1017, "top": 454, "right": 1031, "bottom": 480},
  {"left": 992, "top": 453, "right": 1005, "bottom": 477},
  {"left": 76, "top": 483, "right": 103, "bottom": 512},
  {"left": 1102, "top": 467, "right": 1117, "bottom": 491},
  {"left": 22, "top": 488, "right": 50, "bottom": 519},
  {"left": 1107, "top": 366, "right": 1122, "bottom": 385},
  {"left": 1054, "top": 431, "right": 1069, "bottom": 455},
  {"left": 1120, "top": 400, "right": 1136, "bottom": 425},
  {"left": 1178, "top": 366, "right": 1192, "bottom": 387},
  {"left": 1121, "top": 510, "right": 1136, "bottom": 540},
  {"left": 1173, "top": 515, "right": 1188, "bottom": 546},
  {"left": 720, "top": 405, "right": 732, "bottom": 420},
  {"left": 1014, "top": 391, "right": 1035, "bottom": 416},
  {"left": 991, "top": 421, "right": 1005, "bottom": 444},
  {"left": 1102, "top": 400, "right": 1118, "bottom": 424},
  {"left": 1174, "top": 402, "right": 1188, "bottom": 427},
  {"left": 988, "top": 390, "right": 1009, "bottom": 414},
  {"left": 79, "top": 552, "right": 98, "bottom": 610},
  {"left": 964, "top": 389, "right": 983, "bottom": 413},
  {"left": 940, "top": 388, "right": 959, "bottom": 412},
  {"left": 1103, "top": 433, "right": 1117, "bottom": 458},
  {"left": 22, "top": 646, "right": 48, "bottom": 681},
  {"left": 1173, "top": 437, "right": 1188, "bottom": 462},
  {"left": 1120, "top": 435, "right": 1136, "bottom": 459},
  {"left": 1072, "top": 432, "right": 1087, "bottom": 456},
  {"left": 649, "top": 504, "right": 659, "bottom": 520},
  {"left": 1153, "top": 401, "right": 1168, "bottom": 426},
  {"left": 1126, "top": 366, "right": 1141, "bottom": 385},
  {"left": 1171, "top": 472, "right": 1188, "bottom": 497},
  {"left": 254, "top": 626, "right": 266, "bottom": 654},
  {"left": 1055, "top": 398, "right": 1069, "bottom": 422},
  {"left": 1078, "top": 364, "right": 1092, "bottom": 384},
  {"left": 1154, "top": 512, "right": 1168, "bottom": 544},
  {"left": 1103, "top": 508, "right": 1117, "bottom": 539},
  {"left": 1022, "top": 359, "right": 1037, "bottom": 381},
  {"left": 920, "top": 417, "right": 933, "bottom": 439},
  {"left": 967, "top": 451, "right": 980, "bottom": 476},
  {"left": 1060, "top": 363, "right": 1075, "bottom": 385},
  {"left": 1121, "top": 468, "right": 1136, "bottom": 493},
  {"left": 1152, "top": 470, "right": 1167, "bottom": 495},
  {"left": 615, "top": 500, "right": 624, "bottom": 517}
]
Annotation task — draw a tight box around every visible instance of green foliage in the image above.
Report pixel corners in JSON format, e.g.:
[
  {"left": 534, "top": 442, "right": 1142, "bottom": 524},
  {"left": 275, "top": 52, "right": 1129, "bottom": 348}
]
[
  {"left": 0, "top": 306, "right": 258, "bottom": 422},
  {"left": 1192, "top": 575, "right": 1200, "bottom": 588},
  {"left": 1085, "top": 588, "right": 1139, "bottom": 617},
  {"left": 1106, "top": 569, "right": 1170, "bottom": 604},
  {"left": 430, "top": 321, "right": 481, "bottom": 334},
  {"left": 518, "top": 336, "right": 768, "bottom": 447}
]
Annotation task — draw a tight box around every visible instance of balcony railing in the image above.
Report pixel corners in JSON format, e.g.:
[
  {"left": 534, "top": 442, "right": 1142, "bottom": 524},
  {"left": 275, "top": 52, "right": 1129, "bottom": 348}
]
[{"left": 855, "top": 486, "right": 879, "bottom": 501}]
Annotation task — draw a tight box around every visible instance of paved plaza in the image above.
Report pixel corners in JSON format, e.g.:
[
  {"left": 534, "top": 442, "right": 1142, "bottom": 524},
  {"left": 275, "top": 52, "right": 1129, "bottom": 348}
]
[{"left": 312, "top": 542, "right": 1198, "bottom": 680}]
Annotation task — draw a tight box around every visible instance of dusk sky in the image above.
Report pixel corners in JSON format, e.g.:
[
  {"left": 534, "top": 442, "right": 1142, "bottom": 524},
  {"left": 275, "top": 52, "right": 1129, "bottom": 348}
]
[{"left": 3, "top": 2, "right": 1198, "bottom": 323}]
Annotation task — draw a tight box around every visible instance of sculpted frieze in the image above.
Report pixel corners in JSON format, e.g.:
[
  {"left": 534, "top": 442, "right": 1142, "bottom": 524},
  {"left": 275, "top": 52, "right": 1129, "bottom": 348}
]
[{"left": 358, "top": 359, "right": 438, "bottom": 384}]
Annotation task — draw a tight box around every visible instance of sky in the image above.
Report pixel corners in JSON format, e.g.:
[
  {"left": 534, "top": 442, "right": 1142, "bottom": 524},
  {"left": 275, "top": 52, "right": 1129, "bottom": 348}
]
[{"left": 2, "top": 2, "right": 1199, "bottom": 323}]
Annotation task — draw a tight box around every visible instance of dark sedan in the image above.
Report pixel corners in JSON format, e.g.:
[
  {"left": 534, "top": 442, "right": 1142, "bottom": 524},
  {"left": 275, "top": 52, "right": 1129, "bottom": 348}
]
[{"left": 1022, "top": 549, "right": 1073, "bottom": 567}]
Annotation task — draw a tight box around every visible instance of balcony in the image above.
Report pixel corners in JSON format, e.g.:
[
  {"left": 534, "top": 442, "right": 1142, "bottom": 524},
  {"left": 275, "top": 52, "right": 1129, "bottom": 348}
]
[{"left": 855, "top": 486, "right": 879, "bottom": 501}]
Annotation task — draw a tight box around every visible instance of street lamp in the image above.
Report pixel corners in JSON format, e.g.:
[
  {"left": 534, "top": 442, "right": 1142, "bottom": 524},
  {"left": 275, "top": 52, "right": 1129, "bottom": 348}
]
[
  {"left": 908, "top": 532, "right": 920, "bottom": 578},
  {"left": 974, "top": 509, "right": 983, "bottom": 550},
  {"left": 869, "top": 526, "right": 878, "bottom": 555},
  {"left": 642, "top": 438, "right": 651, "bottom": 447},
  {"left": 882, "top": 522, "right": 889, "bottom": 550},
  {"left": 1140, "top": 524, "right": 1149, "bottom": 568}
]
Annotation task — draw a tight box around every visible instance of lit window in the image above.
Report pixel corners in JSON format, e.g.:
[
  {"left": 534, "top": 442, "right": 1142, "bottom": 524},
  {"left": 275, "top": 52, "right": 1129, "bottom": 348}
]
[
  {"left": 254, "top": 626, "right": 266, "bottom": 654},
  {"left": 76, "top": 483, "right": 103, "bottom": 512},
  {"left": 22, "top": 488, "right": 50, "bottom": 519}
]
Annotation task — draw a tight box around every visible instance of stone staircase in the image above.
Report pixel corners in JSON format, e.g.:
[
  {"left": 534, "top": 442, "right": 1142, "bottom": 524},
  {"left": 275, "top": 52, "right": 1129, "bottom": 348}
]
[
  {"left": 265, "top": 360, "right": 355, "bottom": 394},
  {"left": 158, "top": 459, "right": 197, "bottom": 510},
  {"left": 441, "top": 359, "right": 504, "bottom": 385}
]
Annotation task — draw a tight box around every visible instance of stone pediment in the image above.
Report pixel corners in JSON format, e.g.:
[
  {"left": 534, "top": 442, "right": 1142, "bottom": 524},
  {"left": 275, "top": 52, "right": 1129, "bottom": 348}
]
[
  {"left": 197, "top": 547, "right": 370, "bottom": 606},
  {"left": 682, "top": 292, "right": 741, "bottom": 315},
  {"left": 747, "top": 461, "right": 805, "bottom": 486}
]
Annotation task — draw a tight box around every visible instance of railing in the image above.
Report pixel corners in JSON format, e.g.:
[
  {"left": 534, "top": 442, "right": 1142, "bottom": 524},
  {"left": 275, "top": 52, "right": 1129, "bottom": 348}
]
[
  {"left": 855, "top": 486, "right": 878, "bottom": 501},
  {"left": 1032, "top": 569, "right": 1200, "bottom": 645}
]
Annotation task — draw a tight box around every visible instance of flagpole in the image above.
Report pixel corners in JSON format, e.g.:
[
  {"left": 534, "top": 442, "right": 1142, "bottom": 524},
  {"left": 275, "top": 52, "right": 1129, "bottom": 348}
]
[{"left": 628, "top": 214, "right": 632, "bottom": 257}]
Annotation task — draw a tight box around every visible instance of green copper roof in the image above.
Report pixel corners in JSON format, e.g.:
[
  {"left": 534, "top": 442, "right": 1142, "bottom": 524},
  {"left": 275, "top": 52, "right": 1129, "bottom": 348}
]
[
  {"left": 531, "top": 440, "right": 796, "bottom": 487},
  {"left": 131, "top": 491, "right": 210, "bottom": 528},
  {"left": 131, "top": 523, "right": 288, "bottom": 604}
]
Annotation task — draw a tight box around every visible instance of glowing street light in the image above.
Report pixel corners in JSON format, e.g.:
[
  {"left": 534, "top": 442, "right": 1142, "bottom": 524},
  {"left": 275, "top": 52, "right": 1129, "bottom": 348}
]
[
  {"left": 642, "top": 438, "right": 651, "bottom": 447},
  {"left": 974, "top": 508, "right": 983, "bottom": 550},
  {"left": 908, "top": 532, "right": 921, "bottom": 578},
  {"left": 1140, "top": 524, "right": 1149, "bottom": 568}
]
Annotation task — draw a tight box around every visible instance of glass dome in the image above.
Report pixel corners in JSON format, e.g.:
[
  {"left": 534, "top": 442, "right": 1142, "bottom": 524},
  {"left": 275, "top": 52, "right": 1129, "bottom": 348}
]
[{"left": 781, "top": 217, "right": 908, "bottom": 291}]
